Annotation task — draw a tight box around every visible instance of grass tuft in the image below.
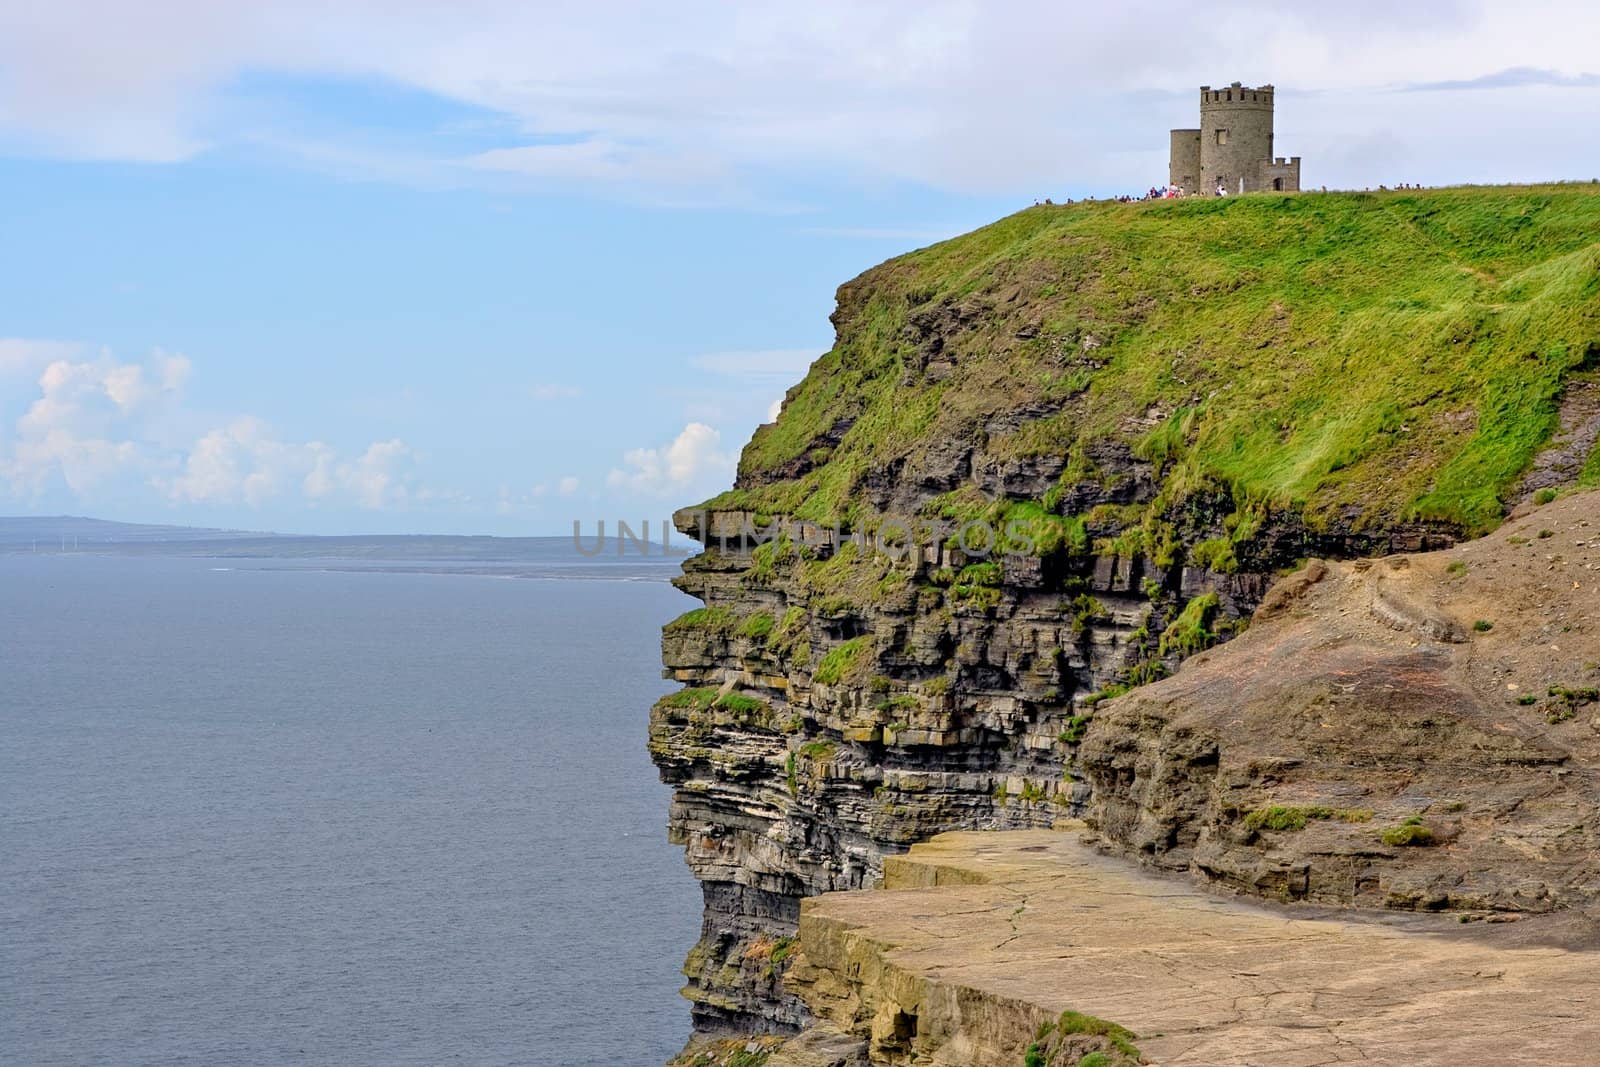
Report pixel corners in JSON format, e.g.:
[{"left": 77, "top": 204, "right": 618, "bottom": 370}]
[{"left": 814, "top": 636, "right": 873, "bottom": 685}]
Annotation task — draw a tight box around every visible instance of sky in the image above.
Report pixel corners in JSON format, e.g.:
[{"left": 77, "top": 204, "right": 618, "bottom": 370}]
[{"left": 1, "top": 2, "right": 1598, "bottom": 535}]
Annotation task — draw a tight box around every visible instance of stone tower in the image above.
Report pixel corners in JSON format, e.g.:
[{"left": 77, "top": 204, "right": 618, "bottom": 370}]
[{"left": 1169, "top": 82, "right": 1300, "bottom": 196}]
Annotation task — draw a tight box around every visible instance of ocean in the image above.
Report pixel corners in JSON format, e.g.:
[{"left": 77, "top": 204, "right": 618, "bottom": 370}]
[{"left": 0, "top": 541, "right": 701, "bottom": 1066}]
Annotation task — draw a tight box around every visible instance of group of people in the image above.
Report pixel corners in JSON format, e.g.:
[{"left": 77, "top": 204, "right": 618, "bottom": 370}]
[
  {"left": 1038, "top": 184, "right": 1201, "bottom": 205},
  {"left": 1036, "top": 181, "right": 1433, "bottom": 208},
  {"left": 1148, "top": 184, "right": 1205, "bottom": 200}
]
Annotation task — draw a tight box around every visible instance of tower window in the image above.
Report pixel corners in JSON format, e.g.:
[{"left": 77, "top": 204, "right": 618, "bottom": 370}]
[{"left": 1215, "top": 129, "right": 1229, "bottom": 145}]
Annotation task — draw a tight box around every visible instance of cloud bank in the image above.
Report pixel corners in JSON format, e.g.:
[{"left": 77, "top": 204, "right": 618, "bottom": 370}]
[
  {"left": 0, "top": 342, "right": 420, "bottom": 511},
  {"left": 0, "top": 2, "right": 1596, "bottom": 197}
]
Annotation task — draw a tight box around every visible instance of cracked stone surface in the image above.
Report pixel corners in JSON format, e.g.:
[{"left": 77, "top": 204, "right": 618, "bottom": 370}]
[{"left": 782, "top": 828, "right": 1600, "bottom": 1066}]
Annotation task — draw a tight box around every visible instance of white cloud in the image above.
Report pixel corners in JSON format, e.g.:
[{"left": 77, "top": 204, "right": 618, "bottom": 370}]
[
  {"left": 166, "top": 427, "right": 417, "bottom": 510},
  {"left": 166, "top": 417, "right": 301, "bottom": 506},
  {"left": 467, "top": 139, "right": 728, "bottom": 189},
  {"left": 338, "top": 439, "right": 415, "bottom": 509},
  {"left": 0, "top": 338, "right": 83, "bottom": 376},
  {"left": 1, "top": 4, "right": 1598, "bottom": 195},
  {"left": 101, "top": 351, "right": 190, "bottom": 412},
  {"left": 3, "top": 429, "right": 141, "bottom": 496},
  {"left": 558, "top": 475, "right": 580, "bottom": 496},
  {"left": 606, "top": 422, "right": 733, "bottom": 496},
  {"left": 766, "top": 397, "right": 784, "bottom": 422},
  {"left": 1, "top": 342, "right": 421, "bottom": 511},
  {"left": 2, "top": 349, "right": 190, "bottom": 495}
]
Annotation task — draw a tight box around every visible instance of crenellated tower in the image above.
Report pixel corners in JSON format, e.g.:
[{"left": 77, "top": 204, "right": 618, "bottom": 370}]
[{"left": 1169, "top": 82, "right": 1300, "bottom": 196}]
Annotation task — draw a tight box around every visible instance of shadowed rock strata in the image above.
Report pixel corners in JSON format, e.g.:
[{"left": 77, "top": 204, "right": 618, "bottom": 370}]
[{"left": 649, "top": 502, "right": 1464, "bottom": 1034}]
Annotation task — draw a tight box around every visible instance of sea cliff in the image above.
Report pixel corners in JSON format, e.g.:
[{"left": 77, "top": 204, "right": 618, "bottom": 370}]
[{"left": 651, "top": 184, "right": 1600, "bottom": 1057}]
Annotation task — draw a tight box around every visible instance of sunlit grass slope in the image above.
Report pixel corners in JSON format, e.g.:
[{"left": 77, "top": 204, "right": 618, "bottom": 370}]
[{"left": 712, "top": 184, "right": 1600, "bottom": 537}]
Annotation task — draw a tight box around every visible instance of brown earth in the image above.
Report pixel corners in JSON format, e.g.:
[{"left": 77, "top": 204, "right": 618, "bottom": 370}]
[{"left": 1079, "top": 489, "right": 1600, "bottom": 915}]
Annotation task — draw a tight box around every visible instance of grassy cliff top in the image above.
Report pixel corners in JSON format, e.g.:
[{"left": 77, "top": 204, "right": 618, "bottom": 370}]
[{"left": 709, "top": 184, "right": 1600, "bottom": 536}]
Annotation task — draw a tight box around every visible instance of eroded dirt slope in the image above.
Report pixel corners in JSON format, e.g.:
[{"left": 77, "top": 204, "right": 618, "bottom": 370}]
[{"left": 1082, "top": 490, "right": 1600, "bottom": 914}]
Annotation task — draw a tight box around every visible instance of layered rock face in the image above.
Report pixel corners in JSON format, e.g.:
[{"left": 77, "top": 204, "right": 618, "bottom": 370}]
[
  {"left": 650, "top": 186, "right": 1600, "bottom": 1046},
  {"left": 650, "top": 491, "right": 1454, "bottom": 1034},
  {"left": 651, "top": 517, "right": 1111, "bottom": 1031}
]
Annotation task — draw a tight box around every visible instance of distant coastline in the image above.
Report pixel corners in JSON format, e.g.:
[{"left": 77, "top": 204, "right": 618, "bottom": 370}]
[{"left": 0, "top": 516, "right": 681, "bottom": 581}]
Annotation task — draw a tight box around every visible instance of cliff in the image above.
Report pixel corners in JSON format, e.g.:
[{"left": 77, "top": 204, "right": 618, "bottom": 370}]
[
  {"left": 677, "top": 491, "right": 1600, "bottom": 1065},
  {"left": 651, "top": 184, "right": 1600, "bottom": 1053}
]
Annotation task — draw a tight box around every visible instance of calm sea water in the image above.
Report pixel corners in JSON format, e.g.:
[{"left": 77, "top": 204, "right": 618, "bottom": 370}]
[{"left": 0, "top": 551, "right": 701, "bottom": 1066}]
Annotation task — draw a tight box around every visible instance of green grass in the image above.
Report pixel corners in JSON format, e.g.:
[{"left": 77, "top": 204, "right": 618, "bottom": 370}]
[
  {"left": 950, "top": 559, "right": 1005, "bottom": 609},
  {"left": 1187, "top": 536, "right": 1239, "bottom": 573},
  {"left": 1583, "top": 437, "right": 1600, "bottom": 487},
  {"left": 1058, "top": 713, "right": 1093, "bottom": 745},
  {"left": 713, "top": 692, "right": 767, "bottom": 715},
  {"left": 1243, "top": 805, "right": 1374, "bottom": 832},
  {"left": 665, "top": 607, "right": 737, "bottom": 634},
  {"left": 1380, "top": 814, "right": 1437, "bottom": 847},
  {"left": 1081, "top": 684, "right": 1128, "bottom": 707},
  {"left": 711, "top": 186, "right": 1600, "bottom": 539},
  {"left": 1543, "top": 684, "right": 1600, "bottom": 723},
  {"left": 1028, "top": 1011, "right": 1142, "bottom": 1065},
  {"left": 1158, "top": 592, "right": 1220, "bottom": 657},
  {"left": 814, "top": 636, "right": 873, "bottom": 685},
  {"left": 738, "top": 611, "right": 776, "bottom": 640},
  {"left": 1055, "top": 1010, "right": 1141, "bottom": 1060},
  {"left": 657, "top": 687, "right": 719, "bottom": 711}
]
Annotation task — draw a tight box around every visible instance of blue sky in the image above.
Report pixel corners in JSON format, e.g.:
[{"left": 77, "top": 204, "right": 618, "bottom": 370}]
[{"left": 2, "top": 2, "right": 1598, "bottom": 534}]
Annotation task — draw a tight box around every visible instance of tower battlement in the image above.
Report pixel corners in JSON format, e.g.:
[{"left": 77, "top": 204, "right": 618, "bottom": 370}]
[
  {"left": 1200, "top": 82, "right": 1275, "bottom": 107},
  {"left": 1170, "top": 81, "right": 1300, "bottom": 196}
]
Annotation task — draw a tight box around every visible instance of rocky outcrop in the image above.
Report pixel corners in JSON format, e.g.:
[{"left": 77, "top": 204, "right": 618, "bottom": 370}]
[
  {"left": 650, "top": 493, "right": 1462, "bottom": 1035},
  {"left": 650, "top": 187, "right": 1600, "bottom": 1052},
  {"left": 1079, "top": 490, "right": 1600, "bottom": 913}
]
